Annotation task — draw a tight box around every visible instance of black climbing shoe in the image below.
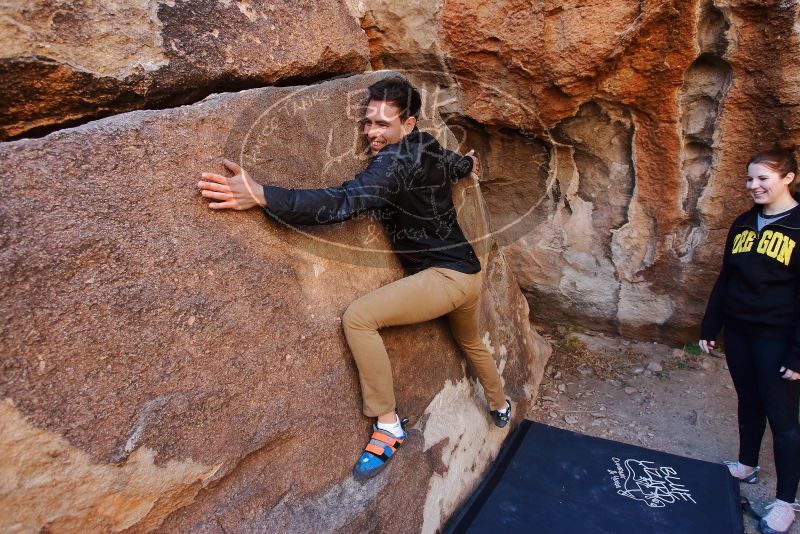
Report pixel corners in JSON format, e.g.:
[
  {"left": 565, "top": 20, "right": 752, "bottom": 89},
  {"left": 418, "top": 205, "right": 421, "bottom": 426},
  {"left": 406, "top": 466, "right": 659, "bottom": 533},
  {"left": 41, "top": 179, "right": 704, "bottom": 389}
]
[{"left": 490, "top": 399, "right": 512, "bottom": 428}]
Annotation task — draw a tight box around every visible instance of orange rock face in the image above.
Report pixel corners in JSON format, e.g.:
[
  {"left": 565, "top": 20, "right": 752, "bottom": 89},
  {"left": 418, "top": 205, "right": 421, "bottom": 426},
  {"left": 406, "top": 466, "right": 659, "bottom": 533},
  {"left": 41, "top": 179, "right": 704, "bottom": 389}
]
[
  {"left": 0, "top": 73, "right": 549, "bottom": 532},
  {"left": 436, "top": 0, "right": 698, "bottom": 340}
]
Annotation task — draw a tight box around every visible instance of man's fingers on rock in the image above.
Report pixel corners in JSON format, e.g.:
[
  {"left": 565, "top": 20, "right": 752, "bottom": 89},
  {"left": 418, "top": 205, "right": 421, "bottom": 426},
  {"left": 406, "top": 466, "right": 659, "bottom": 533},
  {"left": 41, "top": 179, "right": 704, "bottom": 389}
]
[
  {"left": 208, "top": 200, "right": 238, "bottom": 210},
  {"left": 202, "top": 190, "right": 232, "bottom": 201},
  {"left": 222, "top": 159, "right": 242, "bottom": 174},
  {"left": 201, "top": 172, "right": 228, "bottom": 184},
  {"left": 198, "top": 181, "right": 231, "bottom": 193}
]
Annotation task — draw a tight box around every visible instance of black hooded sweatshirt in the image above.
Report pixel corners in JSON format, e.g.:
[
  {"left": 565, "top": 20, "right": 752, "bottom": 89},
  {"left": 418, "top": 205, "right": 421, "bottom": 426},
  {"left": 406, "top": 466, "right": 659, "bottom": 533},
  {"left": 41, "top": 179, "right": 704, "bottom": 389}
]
[
  {"left": 701, "top": 204, "right": 800, "bottom": 371},
  {"left": 261, "top": 129, "right": 480, "bottom": 275}
]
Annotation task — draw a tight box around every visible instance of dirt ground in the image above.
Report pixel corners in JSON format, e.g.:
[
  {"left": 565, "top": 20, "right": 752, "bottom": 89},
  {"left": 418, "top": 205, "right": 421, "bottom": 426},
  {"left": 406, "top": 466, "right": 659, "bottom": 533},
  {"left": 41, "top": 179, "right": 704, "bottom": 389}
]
[{"left": 525, "top": 327, "right": 799, "bottom": 534}]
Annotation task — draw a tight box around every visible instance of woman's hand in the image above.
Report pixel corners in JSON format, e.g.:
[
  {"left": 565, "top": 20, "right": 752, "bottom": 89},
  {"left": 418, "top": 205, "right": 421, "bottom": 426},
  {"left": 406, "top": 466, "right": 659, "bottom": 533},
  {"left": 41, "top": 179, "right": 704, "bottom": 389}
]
[
  {"left": 779, "top": 366, "right": 800, "bottom": 380},
  {"left": 699, "top": 339, "right": 715, "bottom": 353},
  {"left": 198, "top": 159, "right": 266, "bottom": 210}
]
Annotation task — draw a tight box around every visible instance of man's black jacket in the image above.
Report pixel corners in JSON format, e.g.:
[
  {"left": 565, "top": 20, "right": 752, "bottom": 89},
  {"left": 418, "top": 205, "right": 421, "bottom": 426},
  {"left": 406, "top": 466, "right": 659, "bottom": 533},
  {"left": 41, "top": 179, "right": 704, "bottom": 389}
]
[{"left": 262, "top": 129, "right": 481, "bottom": 274}]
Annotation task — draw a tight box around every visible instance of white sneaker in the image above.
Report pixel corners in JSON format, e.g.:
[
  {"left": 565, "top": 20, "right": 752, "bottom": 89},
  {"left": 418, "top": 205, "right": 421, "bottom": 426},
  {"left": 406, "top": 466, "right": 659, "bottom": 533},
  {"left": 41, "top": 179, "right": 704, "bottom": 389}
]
[
  {"left": 758, "top": 499, "right": 800, "bottom": 534},
  {"left": 723, "top": 461, "right": 759, "bottom": 483}
]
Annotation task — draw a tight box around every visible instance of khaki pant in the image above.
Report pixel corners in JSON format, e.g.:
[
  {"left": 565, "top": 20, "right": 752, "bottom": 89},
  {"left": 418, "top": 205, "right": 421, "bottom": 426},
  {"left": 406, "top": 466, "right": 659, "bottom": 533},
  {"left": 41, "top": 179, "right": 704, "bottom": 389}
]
[{"left": 342, "top": 267, "right": 507, "bottom": 417}]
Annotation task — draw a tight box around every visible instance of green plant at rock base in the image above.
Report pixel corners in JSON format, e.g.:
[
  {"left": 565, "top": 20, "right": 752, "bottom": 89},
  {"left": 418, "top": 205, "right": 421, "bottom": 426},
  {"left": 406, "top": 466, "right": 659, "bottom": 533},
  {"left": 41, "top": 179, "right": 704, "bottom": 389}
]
[
  {"left": 682, "top": 342, "right": 703, "bottom": 356},
  {"left": 560, "top": 335, "right": 587, "bottom": 352}
]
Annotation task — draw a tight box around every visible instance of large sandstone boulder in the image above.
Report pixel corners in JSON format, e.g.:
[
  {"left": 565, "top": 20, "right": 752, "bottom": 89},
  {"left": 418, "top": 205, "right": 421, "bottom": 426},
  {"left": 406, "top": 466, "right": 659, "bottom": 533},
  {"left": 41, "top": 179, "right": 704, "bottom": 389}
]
[
  {"left": 0, "top": 0, "right": 370, "bottom": 141},
  {"left": 358, "top": 0, "right": 800, "bottom": 343},
  {"left": 0, "top": 72, "right": 549, "bottom": 532}
]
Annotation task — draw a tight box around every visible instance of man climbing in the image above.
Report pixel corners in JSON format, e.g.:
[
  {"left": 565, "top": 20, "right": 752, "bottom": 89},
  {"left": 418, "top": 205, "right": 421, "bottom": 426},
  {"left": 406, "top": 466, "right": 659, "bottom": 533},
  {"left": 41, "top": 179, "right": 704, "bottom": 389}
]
[{"left": 197, "top": 76, "right": 511, "bottom": 481}]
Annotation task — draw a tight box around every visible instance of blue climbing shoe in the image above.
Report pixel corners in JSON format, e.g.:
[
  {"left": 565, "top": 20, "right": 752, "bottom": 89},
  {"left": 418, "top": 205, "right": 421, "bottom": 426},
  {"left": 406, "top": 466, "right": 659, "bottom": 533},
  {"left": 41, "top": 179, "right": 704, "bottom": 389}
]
[{"left": 353, "top": 417, "right": 408, "bottom": 481}]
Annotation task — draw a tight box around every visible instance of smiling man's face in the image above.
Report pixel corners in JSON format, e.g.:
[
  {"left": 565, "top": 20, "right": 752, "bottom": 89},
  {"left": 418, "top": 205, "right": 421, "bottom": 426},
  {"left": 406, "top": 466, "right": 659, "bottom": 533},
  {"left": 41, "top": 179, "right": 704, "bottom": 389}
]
[{"left": 362, "top": 99, "right": 417, "bottom": 154}]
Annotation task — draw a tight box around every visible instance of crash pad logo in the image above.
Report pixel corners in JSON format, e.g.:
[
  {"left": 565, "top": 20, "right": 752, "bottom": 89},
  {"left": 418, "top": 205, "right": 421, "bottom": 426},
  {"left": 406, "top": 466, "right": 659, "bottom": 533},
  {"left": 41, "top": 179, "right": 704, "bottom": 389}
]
[{"left": 608, "top": 457, "right": 697, "bottom": 508}]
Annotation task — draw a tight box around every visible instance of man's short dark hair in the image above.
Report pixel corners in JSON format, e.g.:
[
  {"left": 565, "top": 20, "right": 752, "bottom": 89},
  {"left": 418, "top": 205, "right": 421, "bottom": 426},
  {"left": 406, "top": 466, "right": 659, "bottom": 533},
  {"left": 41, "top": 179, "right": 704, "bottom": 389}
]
[{"left": 367, "top": 76, "right": 422, "bottom": 121}]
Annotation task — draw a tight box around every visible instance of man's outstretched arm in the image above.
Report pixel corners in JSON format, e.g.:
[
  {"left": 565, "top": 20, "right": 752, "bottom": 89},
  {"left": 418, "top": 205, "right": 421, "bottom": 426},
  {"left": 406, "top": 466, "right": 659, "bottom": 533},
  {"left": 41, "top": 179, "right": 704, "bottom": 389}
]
[{"left": 197, "top": 153, "right": 402, "bottom": 225}]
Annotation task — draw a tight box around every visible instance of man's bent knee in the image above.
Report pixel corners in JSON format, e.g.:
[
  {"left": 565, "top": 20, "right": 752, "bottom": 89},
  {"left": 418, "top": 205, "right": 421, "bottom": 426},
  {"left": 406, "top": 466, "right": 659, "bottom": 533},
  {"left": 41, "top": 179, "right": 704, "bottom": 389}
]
[{"left": 342, "top": 301, "right": 373, "bottom": 332}]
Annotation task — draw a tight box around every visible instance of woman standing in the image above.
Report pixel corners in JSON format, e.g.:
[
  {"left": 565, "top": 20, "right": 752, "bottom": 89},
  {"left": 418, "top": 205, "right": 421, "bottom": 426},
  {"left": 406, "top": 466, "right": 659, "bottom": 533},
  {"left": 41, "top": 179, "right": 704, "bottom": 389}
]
[{"left": 700, "top": 148, "right": 800, "bottom": 534}]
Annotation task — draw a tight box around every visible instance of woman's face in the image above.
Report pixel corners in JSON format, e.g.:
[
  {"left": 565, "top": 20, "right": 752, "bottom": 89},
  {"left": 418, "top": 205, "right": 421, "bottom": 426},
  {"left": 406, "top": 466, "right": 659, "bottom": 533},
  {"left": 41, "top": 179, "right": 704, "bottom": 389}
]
[{"left": 746, "top": 162, "right": 795, "bottom": 207}]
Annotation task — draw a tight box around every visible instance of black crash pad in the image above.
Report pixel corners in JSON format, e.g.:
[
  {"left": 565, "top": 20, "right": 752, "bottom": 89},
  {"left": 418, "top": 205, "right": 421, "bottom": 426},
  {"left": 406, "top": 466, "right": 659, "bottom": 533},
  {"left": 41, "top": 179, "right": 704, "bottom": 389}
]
[{"left": 445, "top": 420, "right": 743, "bottom": 534}]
